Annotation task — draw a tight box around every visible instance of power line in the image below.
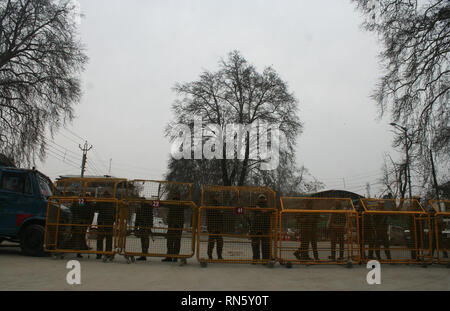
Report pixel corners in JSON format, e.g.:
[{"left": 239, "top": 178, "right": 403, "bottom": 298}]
[
  {"left": 45, "top": 139, "right": 80, "bottom": 157},
  {"left": 58, "top": 131, "right": 83, "bottom": 145},
  {"left": 62, "top": 127, "right": 86, "bottom": 141},
  {"left": 45, "top": 141, "right": 80, "bottom": 163},
  {"left": 86, "top": 159, "right": 103, "bottom": 176},
  {"left": 316, "top": 168, "right": 382, "bottom": 181},
  {"left": 45, "top": 149, "right": 80, "bottom": 170},
  {"left": 44, "top": 145, "right": 80, "bottom": 168}
]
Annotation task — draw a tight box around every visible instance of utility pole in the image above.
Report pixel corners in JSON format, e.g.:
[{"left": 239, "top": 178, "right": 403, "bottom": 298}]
[{"left": 79, "top": 141, "right": 93, "bottom": 178}]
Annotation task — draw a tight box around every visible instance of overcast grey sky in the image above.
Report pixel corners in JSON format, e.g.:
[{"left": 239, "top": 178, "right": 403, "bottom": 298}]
[{"left": 38, "top": 0, "right": 401, "bottom": 196}]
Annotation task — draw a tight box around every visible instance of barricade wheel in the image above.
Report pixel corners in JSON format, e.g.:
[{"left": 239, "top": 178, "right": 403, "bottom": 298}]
[
  {"left": 200, "top": 261, "right": 207, "bottom": 268},
  {"left": 131, "top": 256, "right": 136, "bottom": 263},
  {"left": 286, "top": 261, "right": 292, "bottom": 269},
  {"left": 179, "top": 258, "right": 187, "bottom": 266},
  {"left": 346, "top": 261, "right": 353, "bottom": 269},
  {"left": 267, "top": 261, "right": 274, "bottom": 268}
]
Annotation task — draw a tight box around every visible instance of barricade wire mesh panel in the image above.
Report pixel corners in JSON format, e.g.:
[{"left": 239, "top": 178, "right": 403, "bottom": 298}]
[
  {"left": 429, "top": 200, "right": 450, "bottom": 213},
  {"left": 202, "top": 185, "right": 276, "bottom": 209},
  {"left": 281, "top": 197, "right": 355, "bottom": 211},
  {"left": 45, "top": 178, "right": 128, "bottom": 258},
  {"left": 54, "top": 178, "right": 128, "bottom": 200},
  {"left": 119, "top": 200, "right": 197, "bottom": 258},
  {"left": 128, "top": 180, "right": 192, "bottom": 201},
  {"left": 360, "top": 198, "right": 432, "bottom": 264},
  {"left": 361, "top": 198, "right": 425, "bottom": 212},
  {"left": 119, "top": 180, "right": 196, "bottom": 259},
  {"left": 197, "top": 207, "right": 277, "bottom": 263},
  {"left": 198, "top": 185, "right": 277, "bottom": 264},
  {"left": 434, "top": 214, "right": 450, "bottom": 264},
  {"left": 278, "top": 197, "right": 359, "bottom": 265},
  {"left": 429, "top": 200, "right": 450, "bottom": 264},
  {"left": 44, "top": 197, "right": 119, "bottom": 257}
]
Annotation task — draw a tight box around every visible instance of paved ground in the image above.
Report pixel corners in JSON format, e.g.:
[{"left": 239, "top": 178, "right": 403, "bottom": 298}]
[{"left": 0, "top": 242, "right": 448, "bottom": 291}]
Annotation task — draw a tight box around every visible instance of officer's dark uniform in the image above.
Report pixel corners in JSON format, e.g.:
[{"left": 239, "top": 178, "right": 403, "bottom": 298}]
[
  {"left": 295, "top": 205, "right": 319, "bottom": 260},
  {"left": 373, "top": 212, "right": 392, "bottom": 260},
  {"left": 329, "top": 212, "right": 346, "bottom": 260},
  {"left": 135, "top": 200, "right": 153, "bottom": 256},
  {"left": 70, "top": 197, "right": 94, "bottom": 255},
  {"left": 250, "top": 198, "right": 271, "bottom": 261},
  {"left": 96, "top": 198, "right": 116, "bottom": 257},
  {"left": 162, "top": 196, "right": 184, "bottom": 262},
  {"left": 207, "top": 197, "right": 224, "bottom": 260}
]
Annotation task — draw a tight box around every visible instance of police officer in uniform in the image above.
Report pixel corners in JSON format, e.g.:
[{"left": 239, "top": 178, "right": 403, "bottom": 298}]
[
  {"left": 294, "top": 200, "right": 319, "bottom": 261},
  {"left": 206, "top": 193, "right": 224, "bottom": 260},
  {"left": 250, "top": 194, "right": 272, "bottom": 262},
  {"left": 328, "top": 201, "right": 347, "bottom": 261},
  {"left": 135, "top": 198, "right": 153, "bottom": 261},
  {"left": 162, "top": 192, "right": 184, "bottom": 262},
  {"left": 373, "top": 201, "right": 392, "bottom": 260},
  {"left": 70, "top": 195, "right": 85, "bottom": 258},
  {"left": 96, "top": 190, "right": 116, "bottom": 260}
]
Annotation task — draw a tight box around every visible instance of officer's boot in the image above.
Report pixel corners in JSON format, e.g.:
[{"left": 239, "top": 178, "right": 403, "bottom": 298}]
[
  {"left": 207, "top": 238, "right": 214, "bottom": 259},
  {"left": 251, "top": 238, "right": 260, "bottom": 262},
  {"left": 375, "top": 249, "right": 381, "bottom": 260},
  {"left": 385, "top": 249, "right": 392, "bottom": 260},
  {"left": 330, "top": 242, "right": 336, "bottom": 260},
  {"left": 217, "top": 237, "right": 223, "bottom": 260}
]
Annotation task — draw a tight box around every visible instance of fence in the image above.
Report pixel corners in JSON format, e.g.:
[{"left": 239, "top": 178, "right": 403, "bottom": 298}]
[
  {"left": 359, "top": 198, "right": 432, "bottom": 264},
  {"left": 45, "top": 178, "right": 127, "bottom": 261},
  {"left": 197, "top": 185, "right": 277, "bottom": 266},
  {"left": 117, "top": 180, "right": 197, "bottom": 263},
  {"left": 278, "top": 197, "right": 359, "bottom": 266},
  {"left": 428, "top": 200, "right": 450, "bottom": 264}
]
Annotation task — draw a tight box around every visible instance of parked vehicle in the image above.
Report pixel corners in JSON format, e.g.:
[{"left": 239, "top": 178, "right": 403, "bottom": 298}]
[{"left": 0, "top": 166, "right": 71, "bottom": 256}]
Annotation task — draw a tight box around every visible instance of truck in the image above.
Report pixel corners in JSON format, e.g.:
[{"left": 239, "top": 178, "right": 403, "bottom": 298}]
[{"left": 0, "top": 166, "right": 71, "bottom": 256}]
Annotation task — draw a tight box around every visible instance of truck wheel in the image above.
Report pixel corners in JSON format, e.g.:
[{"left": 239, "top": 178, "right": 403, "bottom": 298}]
[
  {"left": 0, "top": 238, "right": 3, "bottom": 245},
  {"left": 20, "top": 224, "right": 45, "bottom": 257}
]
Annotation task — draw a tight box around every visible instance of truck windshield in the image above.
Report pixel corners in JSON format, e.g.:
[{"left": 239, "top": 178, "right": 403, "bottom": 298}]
[{"left": 38, "top": 174, "right": 53, "bottom": 198}]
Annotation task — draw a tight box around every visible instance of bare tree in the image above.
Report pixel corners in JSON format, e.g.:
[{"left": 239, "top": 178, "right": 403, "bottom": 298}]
[
  {"left": 354, "top": 0, "right": 449, "bottom": 198},
  {"left": 378, "top": 153, "right": 408, "bottom": 198},
  {"left": 354, "top": 0, "right": 449, "bottom": 149},
  {"left": 167, "top": 51, "right": 303, "bottom": 187},
  {"left": 0, "top": 0, "right": 87, "bottom": 166}
]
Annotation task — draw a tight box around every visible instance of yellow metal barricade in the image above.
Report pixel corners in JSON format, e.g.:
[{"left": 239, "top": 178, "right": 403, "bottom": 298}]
[
  {"left": 428, "top": 200, "right": 450, "bottom": 264},
  {"left": 44, "top": 178, "right": 127, "bottom": 261},
  {"left": 197, "top": 185, "right": 277, "bottom": 266},
  {"left": 117, "top": 180, "right": 197, "bottom": 264},
  {"left": 360, "top": 198, "right": 432, "bottom": 264},
  {"left": 278, "top": 197, "right": 359, "bottom": 266}
]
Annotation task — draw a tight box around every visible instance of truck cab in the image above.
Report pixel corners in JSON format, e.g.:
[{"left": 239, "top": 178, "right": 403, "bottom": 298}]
[{"left": 0, "top": 166, "right": 60, "bottom": 256}]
